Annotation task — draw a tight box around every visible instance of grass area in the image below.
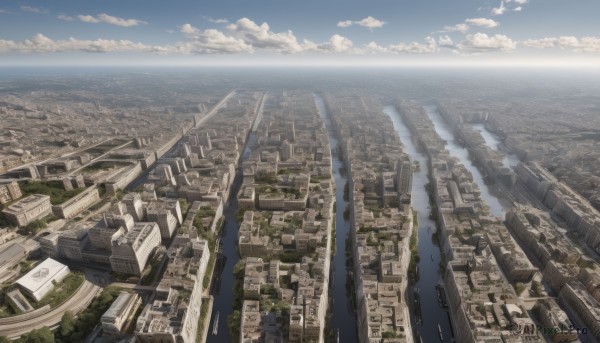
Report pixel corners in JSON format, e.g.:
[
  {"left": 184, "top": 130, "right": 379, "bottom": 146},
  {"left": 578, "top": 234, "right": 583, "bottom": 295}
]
[
  {"left": 255, "top": 173, "right": 278, "bottom": 184},
  {"left": 228, "top": 260, "right": 245, "bottom": 342},
  {"left": 37, "top": 273, "right": 84, "bottom": 309},
  {"left": 203, "top": 252, "right": 216, "bottom": 290},
  {"left": 19, "top": 180, "right": 85, "bottom": 205},
  {"left": 194, "top": 206, "right": 216, "bottom": 231},
  {"left": 408, "top": 210, "right": 419, "bottom": 284},
  {"left": 196, "top": 299, "right": 210, "bottom": 342},
  {"left": 179, "top": 199, "right": 189, "bottom": 217}
]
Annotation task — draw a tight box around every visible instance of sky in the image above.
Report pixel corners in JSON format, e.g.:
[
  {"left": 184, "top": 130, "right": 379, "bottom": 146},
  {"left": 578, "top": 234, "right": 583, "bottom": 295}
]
[{"left": 0, "top": 0, "right": 599, "bottom": 67}]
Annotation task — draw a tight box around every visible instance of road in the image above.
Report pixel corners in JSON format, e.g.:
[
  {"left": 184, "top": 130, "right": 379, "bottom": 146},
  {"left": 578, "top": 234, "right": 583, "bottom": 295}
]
[
  {"left": 0, "top": 280, "right": 100, "bottom": 339},
  {"left": 195, "top": 90, "right": 236, "bottom": 129},
  {"left": 4, "top": 138, "right": 115, "bottom": 174},
  {"left": 67, "top": 139, "right": 134, "bottom": 176}
]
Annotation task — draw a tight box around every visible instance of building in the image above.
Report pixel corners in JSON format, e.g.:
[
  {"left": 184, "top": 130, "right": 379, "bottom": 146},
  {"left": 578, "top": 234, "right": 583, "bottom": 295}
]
[
  {"left": 135, "top": 236, "right": 209, "bottom": 343},
  {"left": 101, "top": 292, "right": 142, "bottom": 338},
  {"left": 2, "top": 194, "right": 51, "bottom": 227},
  {"left": 52, "top": 186, "right": 100, "bottom": 219},
  {"left": 37, "top": 233, "right": 60, "bottom": 258},
  {"left": 122, "top": 193, "right": 144, "bottom": 222},
  {"left": 110, "top": 222, "right": 161, "bottom": 275},
  {"left": 559, "top": 281, "right": 600, "bottom": 341},
  {"left": 57, "top": 228, "right": 89, "bottom": 262},
  {"left": 0, "top": 181, "right": 22, "bottom": 204},
  {"left": 16, "top": 258, "right": 70, "bottom": 301},
  {"left": 146, "top": 200, "right": 182, "bottom": 239}
]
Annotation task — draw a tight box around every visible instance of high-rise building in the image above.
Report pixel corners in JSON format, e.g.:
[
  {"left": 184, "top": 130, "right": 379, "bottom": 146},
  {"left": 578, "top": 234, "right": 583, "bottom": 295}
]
[{"left": 110, "top": 222, "right": 161, "bottom": 275}]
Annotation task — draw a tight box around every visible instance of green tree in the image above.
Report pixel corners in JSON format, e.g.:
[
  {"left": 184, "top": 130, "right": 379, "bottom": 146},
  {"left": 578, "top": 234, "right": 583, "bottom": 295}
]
[
  {"left": 515, "top": 282, "right": 525, "bottom": 295},
  {"left": 0, "top": 336, "right": 12, "bottom": 343},
  {"left": 16, "top": 327, "right": 55, "bottom": 343},
  {"left": 60, "top": 311, "right": 75, "bottom": 337}
]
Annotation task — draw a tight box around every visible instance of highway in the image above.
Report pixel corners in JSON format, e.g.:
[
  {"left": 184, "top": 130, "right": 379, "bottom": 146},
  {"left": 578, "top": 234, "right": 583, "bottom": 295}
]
[{"left": 0, "top": 280, "right": 100, "bottom": 339}]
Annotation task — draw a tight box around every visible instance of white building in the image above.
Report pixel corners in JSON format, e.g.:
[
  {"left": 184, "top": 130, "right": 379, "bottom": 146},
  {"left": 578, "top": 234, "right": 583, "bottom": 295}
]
[
  {"left": 2, "top": 194, "right": 51, "bottom": 227},
  {"left": 16, "top": 258, "right": 70, "bottom": 301},
  {"left": 110, "top": 222, "right": 161, "bottom": 275},
  {"left": 101, "top": 292, "right": 142, "bottom": 338},
  {"left": 52, "top": 186, "right": 100, "bottom": 219}
]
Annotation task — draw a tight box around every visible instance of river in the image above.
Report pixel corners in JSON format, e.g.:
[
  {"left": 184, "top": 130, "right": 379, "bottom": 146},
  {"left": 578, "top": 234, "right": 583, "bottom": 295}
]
[
  {"left": 423, "top": 105, "right": 509, "bottom": 218},
  {"left": 314, "top": 94, "right": 358, "bottom": 343},
  {"left": 384, "top": 105, "right": 453, "bottom": 343},
  {"left": 207, "top": 131, "right": 259, "bottom": 342},
  {"left": 471, "top": 123, "right": 520, "bottom": 169}
]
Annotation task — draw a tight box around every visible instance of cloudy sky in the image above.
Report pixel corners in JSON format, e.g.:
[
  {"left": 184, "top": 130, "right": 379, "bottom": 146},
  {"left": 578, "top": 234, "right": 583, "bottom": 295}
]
[{"left": 0, "top": 0, "right": 599, "bottom": 66}]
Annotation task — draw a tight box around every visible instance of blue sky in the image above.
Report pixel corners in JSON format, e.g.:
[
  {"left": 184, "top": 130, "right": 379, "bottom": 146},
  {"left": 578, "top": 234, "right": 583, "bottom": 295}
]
[{"left": 0, "top": 0, "right": 599, "bottom": 66}]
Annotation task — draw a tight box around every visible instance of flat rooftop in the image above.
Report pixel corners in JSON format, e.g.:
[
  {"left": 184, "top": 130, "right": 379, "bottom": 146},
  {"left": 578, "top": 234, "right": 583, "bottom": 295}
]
[{"left": 16, "top": 257, "right": 69, "bottom": 295}]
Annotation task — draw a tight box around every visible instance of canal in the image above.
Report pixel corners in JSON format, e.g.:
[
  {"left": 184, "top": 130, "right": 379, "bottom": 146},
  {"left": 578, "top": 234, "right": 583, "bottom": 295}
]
[
  {"left": 472, "top": 123, "right": 519, "bottom": 169},
  {"left": 423, "top": 105, "right": 509, "bottom": 217},
  {"left": 207, "top": 124, "right": 260, "bottom": 341},
  {"left": 314, "top": 94, "right": 358, "bottom": 343},
  {"left": 384, "top": 105, "right": 453, "bottom": 343}
]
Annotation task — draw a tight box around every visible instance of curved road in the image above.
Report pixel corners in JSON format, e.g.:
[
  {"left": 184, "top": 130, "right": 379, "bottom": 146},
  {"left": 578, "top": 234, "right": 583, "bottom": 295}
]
[{"left": 0, "top": 280, "right": 100, "bottom": 339}]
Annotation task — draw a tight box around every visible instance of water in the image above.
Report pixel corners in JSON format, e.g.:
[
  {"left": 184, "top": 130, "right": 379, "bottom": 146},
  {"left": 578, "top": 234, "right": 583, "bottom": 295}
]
[
  {"left": 206, "top": 132, "right": 257, "bottom": 343},
  {"left": 471, "top": 123, "right": 520, "bottom": 169},
  {"left": 384, "top": 105, "right": 453, "bottom": 343},
  {"left": 314, "top": 94, "right": 359, "bottom": 342},
  {"left": 424, "top": 105, "right": 509, "bottom": 217}
]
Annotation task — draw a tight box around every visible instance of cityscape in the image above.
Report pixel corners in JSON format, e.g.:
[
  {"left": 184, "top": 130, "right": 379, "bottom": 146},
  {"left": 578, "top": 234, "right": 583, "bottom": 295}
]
[{"left": 1, "top": 1, "right": 600, "bottom": 343}]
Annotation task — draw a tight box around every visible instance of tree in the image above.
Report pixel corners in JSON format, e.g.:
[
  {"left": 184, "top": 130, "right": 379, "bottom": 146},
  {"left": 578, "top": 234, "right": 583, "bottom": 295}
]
[
  {"left": 16, "top": 327, "right": 55, "bottom": 343},
  {"left": 515, "top": 282, "right": 525, "bottom": 296},
  {"left": 0, "top": 337, "right": 12, "bottom": 343},
  {"left": 60, "top": 310, "right": 75, "bottom": 337}
]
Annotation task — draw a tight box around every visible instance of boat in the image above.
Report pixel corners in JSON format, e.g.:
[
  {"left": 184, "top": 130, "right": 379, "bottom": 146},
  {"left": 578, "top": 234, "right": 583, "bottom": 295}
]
[
  {"left": 431, "top": 254, "right": 434, "bottom": 261},
  {"left": 438, "top": 324, "right": 444, "bottom": 341},
  {"left": 212, "top": 311, "right": 220, "bottom": 335},
  {"left": 336, "top": 328, "right": 340, "bottom": 343}
]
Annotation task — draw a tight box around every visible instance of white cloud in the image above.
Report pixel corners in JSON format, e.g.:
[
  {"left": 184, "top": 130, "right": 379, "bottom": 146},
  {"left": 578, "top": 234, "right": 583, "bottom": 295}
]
[
  {"left": 577, "top": 37, "right": 600, "bottom": 52},
  {"left": 78, "top": 15, "right": 100, "bottom": 24},
  {"left": 227, "top": 18, "right": 305, "bottom": 53},
  {"left": 493, "top": 0, "right": 527, "bottom": 14},
  {"left": 365, "top": 42, "right": 387, "bottom": 53},
  {"left": 521, "top": 37, "right": 557, "bottom": 49},
  {"left": 337, "top": 20, "right": 353, "bottom": 28},
  {"left": 0, "top": 33, "right": 162, "bottom": 53},
  {"left": 438, "top": 35, "right": 455, "bottom": 48},
  {"left": 188, "top": 29, "right": 253, "bottom": 54},
  {"left": 57, "top": 14, "right": 74, "bottom": 21},
  {"left": 77, "top": 13, "right": 146, "bottom": 27},
  {"left": 0, "top": 9, "right": 8, "bottom": 14},
  {"left": 20, "top": 6, "right": 46, "bottom": 14},
  {"left": 441, "top": 17, "right": 498, "bottom": 33},
  {"left": 206, "top": 17, "right": 229, "bottom": 24},
  {"left": 465, "top": 18, "right": 499, "bottom": 28},
  {"left": 389, "top": 37, "right": 438, "bottom": 54},
  {"left": 336, "top": 16, "right": 386, "bottom": 30},
  {"left": 356, "top": 16, "right": 386, "bottom": 30},
  {"left": 181, "top": 23, "right": 200, "bottom": 36},
  {"left": 492, "top": 1, "right": 507, "bottom": 15},
  {"left": 522, "top": 36, "right": 600, "bottom": 52},
  {"left": 317, "top": 34, "right": 354, "bottom": 52},
  {"left": 97, "top": 13, "right": 146, "bottom": 27},
  {"left": 443, "top": 23, "right": 470, "bottom": 33},
  {"left": 364, "top": 37, "right": 438, "bottom": 54},
  {"left": 458, "top": 33, "right": 516, "bottom": 52}
]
